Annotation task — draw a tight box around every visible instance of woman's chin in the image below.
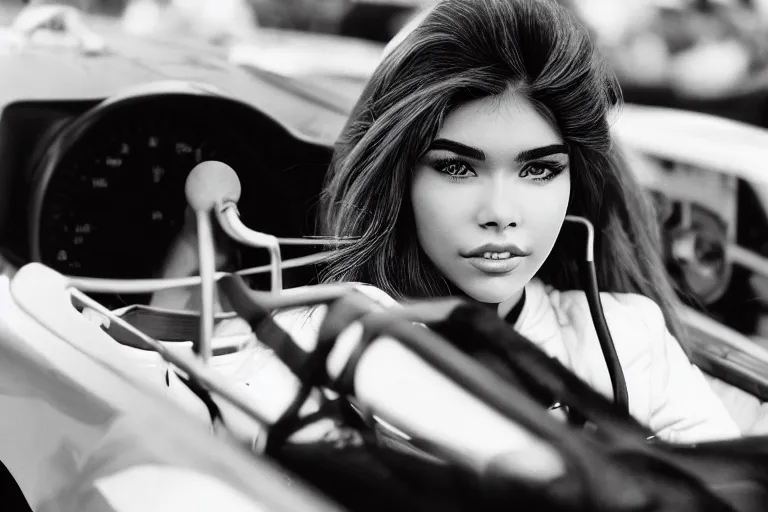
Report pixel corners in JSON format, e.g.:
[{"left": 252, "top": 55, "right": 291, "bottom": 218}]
[{"left": 453, "top": 276, "right": 522, "bottom": 305}]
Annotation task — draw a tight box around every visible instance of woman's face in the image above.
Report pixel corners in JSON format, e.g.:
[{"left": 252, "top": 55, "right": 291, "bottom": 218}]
[{"left": 411, "top": 91, "right": 571, "bottom": 305}]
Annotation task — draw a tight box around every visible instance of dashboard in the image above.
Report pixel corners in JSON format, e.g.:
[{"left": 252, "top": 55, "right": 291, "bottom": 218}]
[
  {"left": 0, "top": 84, "right": 349, "bottom": 307},
  {"left": 35, "top": 93, "right": 315, "bottom": 272}
]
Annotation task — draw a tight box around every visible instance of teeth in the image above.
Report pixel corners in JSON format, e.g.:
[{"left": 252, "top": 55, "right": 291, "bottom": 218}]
[{"left": 482, "top": 252, "right": 512, "bottom": 260}]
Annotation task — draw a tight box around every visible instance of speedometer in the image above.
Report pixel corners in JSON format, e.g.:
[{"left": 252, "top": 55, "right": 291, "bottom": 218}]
[
  {"left": 31, "top": 95, "right": 260, "bottom": 282},
  {"left": 30, "top": 90, "right": 322, "bottom": 309}
]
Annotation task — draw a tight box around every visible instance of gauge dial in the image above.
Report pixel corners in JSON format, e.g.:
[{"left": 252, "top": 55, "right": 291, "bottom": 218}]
[
  {"left": 36, "top": 106, "right": 249, "bottom": 280},
  {"left": 32, "top": 94, "right": 316, "bottom": 310}
]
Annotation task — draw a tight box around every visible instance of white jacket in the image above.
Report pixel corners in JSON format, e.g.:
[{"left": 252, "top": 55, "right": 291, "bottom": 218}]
[
  {"left": 512, "top": 278, "right": 740, "bottom": 444},
  {"left": 271, "top": 279, "right": 741, "bottom": 444}
]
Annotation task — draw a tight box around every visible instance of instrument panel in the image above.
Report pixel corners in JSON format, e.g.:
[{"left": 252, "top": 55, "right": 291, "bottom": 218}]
[
  {"left": 34, "top": 98, "right": 256, "bottom": 279},
  {"left": 0, "top": 88, "right": 333, "bottom": 306}
]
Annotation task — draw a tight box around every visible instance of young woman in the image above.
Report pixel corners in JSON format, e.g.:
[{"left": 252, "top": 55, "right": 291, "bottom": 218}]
[{"left": 277, "top": 0, "right": 740, "bottom": 444}]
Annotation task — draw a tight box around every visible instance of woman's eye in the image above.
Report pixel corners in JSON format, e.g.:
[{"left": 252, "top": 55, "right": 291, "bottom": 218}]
[
  {"left": 434, "top": 159, "right": 476, "bottom": 177},
  {"left": 519, "top": 162, "right": 564, "bottom": 181},
  {"left": 520, "top": 165, "right": 548, "bottom": 177}
]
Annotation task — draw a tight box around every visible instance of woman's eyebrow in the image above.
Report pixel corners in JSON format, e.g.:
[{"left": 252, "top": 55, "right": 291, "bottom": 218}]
[
  {"left": 428, "top": 140, "right": 568, "bottom": 163},
  {"left": 515, "top": 144, "right": 568, "bottom": 162},
  {"left": 428, "top": 139, "right": 486, "bottom": 160}
]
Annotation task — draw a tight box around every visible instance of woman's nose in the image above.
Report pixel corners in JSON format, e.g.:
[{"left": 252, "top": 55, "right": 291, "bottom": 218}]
[{"left": 476, "top": 176, "right": 521, "bottom": 230}]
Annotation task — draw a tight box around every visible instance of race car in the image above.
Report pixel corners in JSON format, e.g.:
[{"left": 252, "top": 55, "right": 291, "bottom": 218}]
[{"left": 2, "top": 2, "right": 768, "bottom": 510}]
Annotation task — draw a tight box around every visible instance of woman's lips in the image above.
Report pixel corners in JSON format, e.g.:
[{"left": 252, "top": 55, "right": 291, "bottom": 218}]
[
  {"left": 465, "top": 254, "right": 524, "bottom": 274},
  {"left": 462, "top": 243, "right": 530, "bottom": 258}
]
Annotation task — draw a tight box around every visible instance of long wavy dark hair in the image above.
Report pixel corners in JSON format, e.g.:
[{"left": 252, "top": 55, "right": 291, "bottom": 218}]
[{"left": 318, "top": 0, "right": 684, "bottom": 340}]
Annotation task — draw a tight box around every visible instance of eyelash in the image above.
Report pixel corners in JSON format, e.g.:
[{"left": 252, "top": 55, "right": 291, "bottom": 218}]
[{"left": 432, "top": 157, "right": 566, "bottom": 183}]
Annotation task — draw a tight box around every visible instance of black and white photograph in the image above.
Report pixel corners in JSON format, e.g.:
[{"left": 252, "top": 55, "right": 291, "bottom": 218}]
[{"left": 2, "top": 0, "right": 768, "bottom": 510}]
